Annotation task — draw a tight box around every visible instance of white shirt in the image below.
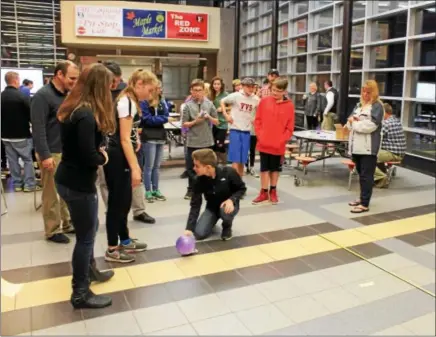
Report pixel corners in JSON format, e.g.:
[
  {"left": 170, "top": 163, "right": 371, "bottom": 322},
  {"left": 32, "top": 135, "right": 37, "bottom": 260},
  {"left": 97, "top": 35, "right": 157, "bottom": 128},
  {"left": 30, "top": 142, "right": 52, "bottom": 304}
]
[
  {"left": 323, "top": 90, "right": 335, "bottom": 115},
  {"left": 222, "top": 92, "right": 260, "bottom": 132},
  {"left": 117, "top": 95, "right": 138, "bottom": 119}
]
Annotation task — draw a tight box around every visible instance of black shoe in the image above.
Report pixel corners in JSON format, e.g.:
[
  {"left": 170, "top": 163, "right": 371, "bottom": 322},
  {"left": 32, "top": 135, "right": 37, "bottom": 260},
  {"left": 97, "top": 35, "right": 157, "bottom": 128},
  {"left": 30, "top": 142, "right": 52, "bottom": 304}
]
[
  {"left": 180, "top": 171, "right": 189, "bottom": 179},
  {"left": 89, "top": 264, "right": 114, "bottom": 283},
  {"left": 71, "top": 289, "right": 112, "bottom": 309},
  {"left": 47, "top": 233, "right": 70, "bottom": 244},
  {"left": 221, "top": 227, "right": 233, "bottom": 241},
  {"left": 133, "top": 212, "right": 156, "bottom": 224},
  {"left": 184, "top": 190, "right": 193, "bottom": 200}
]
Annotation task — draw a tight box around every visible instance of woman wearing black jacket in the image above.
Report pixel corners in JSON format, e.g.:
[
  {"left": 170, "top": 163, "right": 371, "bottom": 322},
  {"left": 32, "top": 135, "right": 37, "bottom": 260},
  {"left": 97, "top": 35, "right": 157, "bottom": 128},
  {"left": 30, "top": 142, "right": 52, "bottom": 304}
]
[{"left": 55, "top": 63, "right": 116, "bottom": 309}]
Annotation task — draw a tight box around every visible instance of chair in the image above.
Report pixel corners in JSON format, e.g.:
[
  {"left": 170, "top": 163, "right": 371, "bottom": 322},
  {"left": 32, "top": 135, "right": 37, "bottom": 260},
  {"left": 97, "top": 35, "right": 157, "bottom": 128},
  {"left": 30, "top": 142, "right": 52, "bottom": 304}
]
[
  {"left": 293, "top": 156, "right": 316, "bottom": 186},
  {"left": 342, "top": 159, "right": 357, "bottom": 190},
  {"left": 283, "top": 143, "right": 299, "bottom": 168},
  {"left": 33, "top": 163, "right": 42, "bottom": 211},
  {"left": 385, "top": 161, "right": 401, "bottom": 186}
]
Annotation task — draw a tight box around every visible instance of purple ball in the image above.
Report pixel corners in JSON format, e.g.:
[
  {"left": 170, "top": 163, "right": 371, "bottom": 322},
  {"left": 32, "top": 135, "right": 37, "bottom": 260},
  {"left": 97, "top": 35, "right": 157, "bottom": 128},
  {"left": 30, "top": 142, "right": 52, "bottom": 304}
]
[{"left": 176, "top": 235, "right": 196, "bottom": 256}]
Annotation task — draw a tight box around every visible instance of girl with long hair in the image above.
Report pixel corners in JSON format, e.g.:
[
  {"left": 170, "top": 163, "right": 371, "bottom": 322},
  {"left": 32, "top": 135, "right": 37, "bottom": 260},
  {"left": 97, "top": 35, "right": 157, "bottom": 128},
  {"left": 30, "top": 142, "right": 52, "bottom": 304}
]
[
  {"left": 347, "top": 80, "right": 384, "bottom": 213},
  {"left": 104, "top": 69, "right": 159, "bottom": 263},
  {"left": 210, "top": 76, "right": 229, "bottom": 165},
  {"left": 140, "top": 81, "right": 169, "bottom": 202},
  {"left": 55, "top": 63, "right": 116, "bottom": 309}
]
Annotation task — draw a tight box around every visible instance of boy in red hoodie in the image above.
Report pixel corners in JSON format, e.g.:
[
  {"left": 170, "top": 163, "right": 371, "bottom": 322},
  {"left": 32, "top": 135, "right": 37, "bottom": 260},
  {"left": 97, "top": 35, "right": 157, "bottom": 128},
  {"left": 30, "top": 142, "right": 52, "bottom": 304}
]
[{"left": 252, "top": 78, "right": 295, "bottom": 205}]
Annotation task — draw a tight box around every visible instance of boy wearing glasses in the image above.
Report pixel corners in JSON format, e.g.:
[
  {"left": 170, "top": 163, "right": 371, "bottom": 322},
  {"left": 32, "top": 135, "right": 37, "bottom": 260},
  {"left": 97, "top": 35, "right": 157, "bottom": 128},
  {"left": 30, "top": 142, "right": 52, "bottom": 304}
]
[
  {"left": 182, "top": 79, "right": 219, "bottom": 200},
  {"left": 252, "top": 78, "right": 295, "bottom": 205}
]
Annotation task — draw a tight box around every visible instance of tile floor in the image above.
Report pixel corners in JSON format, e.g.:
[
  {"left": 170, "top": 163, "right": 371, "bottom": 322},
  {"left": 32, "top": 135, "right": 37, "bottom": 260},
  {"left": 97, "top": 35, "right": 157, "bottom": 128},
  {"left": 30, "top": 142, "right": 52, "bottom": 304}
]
[{"left": 1, "top": 158, "right": 435, "bottom": 336}]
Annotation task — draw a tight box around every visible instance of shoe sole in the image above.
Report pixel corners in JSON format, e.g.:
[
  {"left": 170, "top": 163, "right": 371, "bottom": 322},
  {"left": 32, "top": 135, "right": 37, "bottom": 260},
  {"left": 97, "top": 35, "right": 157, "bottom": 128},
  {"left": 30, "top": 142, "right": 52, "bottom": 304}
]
[
  {"left": 122, "top": 247, "right": 148, "bottom": 253},
  {"left": 104, "top": 256, "right": 135, "bottom": 263},
  {"left": 221, "top": 236, "right": 233, "bottom": 241},
  {"left": 252, "top": 200, "right": 270, "bottom": 205}
]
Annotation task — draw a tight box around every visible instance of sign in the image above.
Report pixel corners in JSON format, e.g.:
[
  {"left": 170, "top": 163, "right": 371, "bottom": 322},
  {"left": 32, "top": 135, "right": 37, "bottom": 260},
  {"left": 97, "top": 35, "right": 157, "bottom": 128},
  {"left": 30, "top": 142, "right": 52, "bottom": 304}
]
[
  {"left": 123, "top": 9, "right": 166, "bottom": 39},
  {"left": 75, "top": 6, "right": 123, "bottom": 37},
  {"left": 167, "top": 11, "right": 208, "bottom": 41}
]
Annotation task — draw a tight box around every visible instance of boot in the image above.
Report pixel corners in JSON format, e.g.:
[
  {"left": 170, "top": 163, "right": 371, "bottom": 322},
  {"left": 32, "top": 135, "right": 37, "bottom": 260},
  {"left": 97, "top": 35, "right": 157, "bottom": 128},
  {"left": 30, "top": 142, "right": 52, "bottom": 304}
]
[
  {"left": 89, "top": 259, "right": 114, "bottom": 283},
  {"left": 71, "top": 288, "right": 112, "bottom": 309}
]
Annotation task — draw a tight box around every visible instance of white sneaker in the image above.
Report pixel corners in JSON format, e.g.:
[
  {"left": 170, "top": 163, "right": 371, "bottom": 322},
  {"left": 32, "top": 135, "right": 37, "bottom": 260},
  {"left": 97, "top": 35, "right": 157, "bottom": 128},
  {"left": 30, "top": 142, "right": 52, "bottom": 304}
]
[{"left": 250, "top": 168, "right": 259, "bottom": 178}]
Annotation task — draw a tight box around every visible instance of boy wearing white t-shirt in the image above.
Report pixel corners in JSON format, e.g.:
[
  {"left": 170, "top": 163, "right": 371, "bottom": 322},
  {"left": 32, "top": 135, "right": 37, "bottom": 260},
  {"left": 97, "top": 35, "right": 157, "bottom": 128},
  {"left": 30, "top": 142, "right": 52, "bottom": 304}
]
[{"left": 220, "top": 77, "right": 260, "bottom": 177}]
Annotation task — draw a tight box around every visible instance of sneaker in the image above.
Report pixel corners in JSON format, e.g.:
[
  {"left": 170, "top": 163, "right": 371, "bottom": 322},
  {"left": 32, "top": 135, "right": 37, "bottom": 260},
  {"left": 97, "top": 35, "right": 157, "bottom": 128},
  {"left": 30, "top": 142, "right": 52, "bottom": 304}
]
[
  {"left": 23, "top": 185, "right": 42, "bottom": 193},
  {"left": 270, "top": 189, "right": 279, "bottom": 205},
  {"left": 180, "top": 171, "right": 189, "bottom": 179},
  {"left": 145, "top": 191, "right": 155, "bottom": 203},
  {"left": 252, "top": 190, "right": 269, "bottom": 205},
  {"left": 249, "top": 168, "right": 259, "bottom": 178},
  {"left": 133, "top": 212, "right": 156, "bottom": 224},
  {"left": 121, "top": 238, "right": 148, "bottom": 253},
  {"left": 221, "top": 227, "right": 233, "bottom": 241},
  {"left": 47, "top": 233, "right": 70, "bottom": 244},
  {"left": 14, "top": 186, "right": 23, "bottom": 192},
  {"left": 153, "top": 190, "right": 166, "bottom": 201},
  {"left": 184, "top": 190, "right": 192, "bottom": 200},
  {"left": 105, "top": 249, "right": 135, "bottom": 263}
]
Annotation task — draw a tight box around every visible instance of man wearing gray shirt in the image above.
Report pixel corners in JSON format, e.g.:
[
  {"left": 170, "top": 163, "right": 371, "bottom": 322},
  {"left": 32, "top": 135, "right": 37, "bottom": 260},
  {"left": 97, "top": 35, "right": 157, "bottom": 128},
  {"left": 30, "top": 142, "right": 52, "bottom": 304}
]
[
  {"left": 31, "top": 61, "right": 79, "bottom": 244},
  {"left": 182, "top": 79, "right": 219, "bottom": 200}
]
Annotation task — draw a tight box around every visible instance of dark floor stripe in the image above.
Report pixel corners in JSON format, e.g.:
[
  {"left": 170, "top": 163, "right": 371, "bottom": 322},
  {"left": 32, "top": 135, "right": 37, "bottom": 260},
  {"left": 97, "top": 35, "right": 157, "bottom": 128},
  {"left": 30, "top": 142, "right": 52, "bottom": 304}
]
[
  {"left": 395, "top": 228, "right": 435, "bottom": 247},
  {"left": 0, "top": 241, "right": 392, "bottom": 336}
]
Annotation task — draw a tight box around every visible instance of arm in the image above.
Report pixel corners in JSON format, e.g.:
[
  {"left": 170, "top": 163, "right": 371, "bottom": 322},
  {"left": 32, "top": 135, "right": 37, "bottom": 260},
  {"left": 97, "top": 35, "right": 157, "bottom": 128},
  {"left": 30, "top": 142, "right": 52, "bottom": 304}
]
[
  {"left": 77, "top": 114, "right": 106, "bottom": 167},
  {"left": 316, "top": 93, "right": 322, "bottom": 115},
  {"left": 228, "top": 169, "right": 247, "bottom": 203},
  {"left": 30, "top": 93, "right": 51, "bottom": 160},
  {"left": 119, "top": 117, "right": 140, "bottom": 170},
  {"left": 283, "top": 101, "right": 295, "bottom": 141},
  {"left": 254, "top": 99, "right": 265, "bottom": 136},
  {"left": 352, "top": 102, "right": 384, "bottom": 134},
  {"left": 186, "top": 186, "right": 203, "bottom": 231},
  {"left": 207, "top": 103, "right": 219, "bottom": 126},
  {"left": 141, "top": 101, "right": 168, "bottom": 127},
  {"left": 323, "top": 91, "right": 334, "bottom": 115},
  {"left": 221, "top": 93, "right": 236, "bottom": 122},
  {"left": 182, "top": 104, "right": 194, "bottom": 128}
]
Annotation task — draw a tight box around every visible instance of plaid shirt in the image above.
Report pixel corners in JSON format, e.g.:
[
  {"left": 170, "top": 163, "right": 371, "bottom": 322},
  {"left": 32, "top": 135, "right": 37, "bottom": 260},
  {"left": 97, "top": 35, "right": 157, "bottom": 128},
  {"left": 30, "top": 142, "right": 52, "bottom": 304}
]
[
  {"left": 381, "top": 116, "right": 406, "bottom": 157},
  {"left": 259, "top": 85, "right": 271, "bottom": 98}
]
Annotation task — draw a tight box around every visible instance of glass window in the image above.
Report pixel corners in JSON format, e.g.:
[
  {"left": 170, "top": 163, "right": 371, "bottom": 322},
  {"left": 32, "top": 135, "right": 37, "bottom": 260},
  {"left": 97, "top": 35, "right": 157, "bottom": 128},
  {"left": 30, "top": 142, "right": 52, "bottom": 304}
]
[
  {"left": 353, "top": 1, "right": 366, "bottom": 20},
  {"left": 279, "top": 41, "right": 288, "bottom": 57},
  {"left": 296, "top": 75, "right": 306, "bottom": 92},
  {"left": 266, "top": 1, "right": 273, "bottom": 11},
  {"left": 295, "top": 18, "right": 308, "bottom": 35},
  {"left": 372, "top": 13, "right": 407, "bottom": 41},
  {"left": 351, "top": 24, "right": 364, "bottom": 45},
  {"left": 408, "top": 102, "right": 436, "bottom": 131},
  {"left": 414, "top": 39, "right": 436, "bottom": 67},
  {"left": 349, "top": 73, "right": 363, "bottom": 94},
  {"left": 375, "top": 1, "right": 409, "bottom": 14},
  {"left": 370, "top": 42, "right": 406, "bottom": 69},
  {"left": 314, "top": 52, "right": 331, "bottom": 72},
  {"left": 296, "top": 55, "right": 307, "bottom": 73},
  {"left": 313, "top": 0, "right": 332, "bottom": 9},
  {"left": 162, "top": 66, "right": 197, "bottom": 99},
  {"left": 415, "top": 8, "right": 436, "bottom": 35},
  {"left": 259, "top": 30, "right": 272, "bottom": 45},
  {"left": 406, "top": 133, "right": 436, "bottom": 160},
  {"left": 261, "top": 15, "right": 272, "bottom": 28},
  {"left": 260, "top": 46, "right": 271, "bottom": 60},
  {"left": 279, "top": 23, "right": 289, "bottom": 39},
  {"left": 310, "top": 74, "right": 330, "bottom": 92},
  {"left": 369, "top": 71, "right": 404, "bottom": 97},
  {"left": 337, "top": 48, "right": 364, "bottom": 70},
  {"left": 279, "top": 3, "right": 289, "bottom": 22},
  {"left": 295, "top": 37, "right": 307, "bottom": 54},
  {"left": 295, "top": 111, "right": 306, "bottom": 129},
  {"left": 278, "top": 59, "right": 288, "bottom": 74},
  {"left": 313, "top": 30, "right": 332, "bottom": 51},
  {"left": 410, "top": 71, "right": 436, "bottom": 100},
  {"left": 292, "top": 94, "right": 306, "bottom": 110},
  {"left": 295, "top": 1, "right": 309, "bottom": 15},
  {"left": 314, "top": 8, "right": 333, "bottom": 30}
]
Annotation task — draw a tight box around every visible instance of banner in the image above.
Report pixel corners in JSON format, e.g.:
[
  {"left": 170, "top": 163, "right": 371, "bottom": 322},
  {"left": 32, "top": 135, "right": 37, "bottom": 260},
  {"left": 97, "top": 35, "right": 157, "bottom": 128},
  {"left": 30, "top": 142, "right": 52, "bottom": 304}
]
[
  {"left": 166, "top": 11, "right": 208, "bottom": 41},
  {"left": 123, "top": 9, "right": 166, "bottom": 39},
  {"left": 75, "top": 6, "right": 123, "bottom": 37}
]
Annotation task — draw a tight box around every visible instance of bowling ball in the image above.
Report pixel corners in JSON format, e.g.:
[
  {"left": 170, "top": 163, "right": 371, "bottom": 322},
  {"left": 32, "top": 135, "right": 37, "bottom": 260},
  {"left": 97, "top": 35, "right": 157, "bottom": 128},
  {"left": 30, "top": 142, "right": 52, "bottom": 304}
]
[{"left": 176, "top": 234, "right": 196, "bottom": 256}]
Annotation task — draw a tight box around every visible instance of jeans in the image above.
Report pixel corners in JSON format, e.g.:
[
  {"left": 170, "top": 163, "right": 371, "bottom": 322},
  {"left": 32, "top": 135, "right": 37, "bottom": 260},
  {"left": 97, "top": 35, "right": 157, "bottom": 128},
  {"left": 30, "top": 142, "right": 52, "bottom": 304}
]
[
  {"left": 142, "top": 142, "right": 164, "bottom": 192},
  {"left": 194, "top": 204, "right": 239, "bottom": 240},
  {"left": 2, "top": 139, "right": 36, "bottom": 189},
  {"left": 352, "top": 154, "right": 377, "bottom": 208},
  {"left": 56, "top": 183, "right": 98, "bottom": 291}
]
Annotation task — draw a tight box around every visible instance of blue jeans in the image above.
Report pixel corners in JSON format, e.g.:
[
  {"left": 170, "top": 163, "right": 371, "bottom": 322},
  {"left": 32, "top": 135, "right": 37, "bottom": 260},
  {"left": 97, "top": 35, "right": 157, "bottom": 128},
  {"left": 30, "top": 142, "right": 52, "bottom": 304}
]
[
  {"left": 2, "top": 139, "right": 36, "bottom": 189},
  {"left": 142, "top": 142, "right": 164, "bottom": 192},
  {"left": 194, "top": 204, "right": 239, "bottom": 240},
  {"left": 56, "top": 183, "right": 98, "bottom": 291}
]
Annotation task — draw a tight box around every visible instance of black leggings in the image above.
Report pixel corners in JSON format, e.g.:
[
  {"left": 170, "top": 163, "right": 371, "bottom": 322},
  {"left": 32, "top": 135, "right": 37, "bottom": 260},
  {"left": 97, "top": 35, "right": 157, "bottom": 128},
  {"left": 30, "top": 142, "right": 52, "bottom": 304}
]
[
  {"left": 104, "top": 149, "right": 132, "bottom": 247},
  {"left": 246, "top": 135, "right": 257, "bottom": 168},
  {"left": 306, "top": 116, "right": 319, "bottom": 130},
  {"left": 1, "top": 141, "right": 7, "bottom": 169},
  {"left": 352, "top": 154, "right": 377, "bottom": 208},
  {"left": 213, "top": 127, "right": 227, "bottom": 154}
]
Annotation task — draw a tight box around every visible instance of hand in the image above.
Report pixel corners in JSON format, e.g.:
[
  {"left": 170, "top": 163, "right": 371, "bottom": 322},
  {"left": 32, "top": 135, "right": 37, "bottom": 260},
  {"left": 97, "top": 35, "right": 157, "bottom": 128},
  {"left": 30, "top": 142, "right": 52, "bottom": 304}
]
[
  {"left": 99, "top": 147, "right": 108, "bottom": 164},
  {"left": 135, "top": 141, "right": 141, "bottom": 153},
  {"left": 204, "top": 113, "right": 210, "bottom": 119},
  {"left": 184, "top": 230, "right": 194, "bottom": 237},
  {"left": 217, "top": 107, "right": 222, "bottom": 112},
  {"left": 137, "top": 128, "right": 143, "bottom": 135},
  {"left": 131, "top": 167, "right": 142, "bottom": 188},
  {"left": 42, "top": 157, "right": 56, "bottom": 171},
  {"left": 348, "top": 116, "right": 354, "bottom": 124},
  {"left": 303, "top": 94, "right": 307, "bottom": 100},
  {"left": 195, "top": 116, "right": 205, "bottom": 124},
  {"left": 221, "top": 199, "right": 235, "bottom": 214}
]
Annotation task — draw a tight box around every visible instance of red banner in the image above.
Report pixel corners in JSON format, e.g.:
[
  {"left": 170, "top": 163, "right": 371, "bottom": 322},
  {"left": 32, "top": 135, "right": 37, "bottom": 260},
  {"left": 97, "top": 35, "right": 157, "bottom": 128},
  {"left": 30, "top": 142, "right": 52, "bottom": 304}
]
[{"left": 166, "top": 11, "right": 208, "bottom": 41}]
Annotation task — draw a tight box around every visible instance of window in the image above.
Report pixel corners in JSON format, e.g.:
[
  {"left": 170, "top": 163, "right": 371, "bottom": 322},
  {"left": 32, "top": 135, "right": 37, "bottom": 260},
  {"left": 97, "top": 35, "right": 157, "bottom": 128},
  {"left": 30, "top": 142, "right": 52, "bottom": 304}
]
[
  {"left": 279, "top": 41, "right": 288, "bottom": 57},
  {"left": 295, "top": 1, "right": 309, "bottom": 15},
  {"left": 278, "top": 59, "right": 287, "bottom": 74},
  {"left": 349, "top": 73, "right": 363, "bottom": 94},
  {"left": 296, "top": 55, "right": 307, "bottom": 73},
  {"left": 337, "top": 48, "right": 364, "bottom": 70},
  {"left": 279, "top": 3, "right": 289, "bottom": 22},
  {"left": 295, "top": 75, "right": 306, "bottom": 92},
  {"left": 279, "top": 23, "right": 289, "bottom": 39},
  {"left": 375, "top": 1, "right": 409, "bottom": 14},
  {"left": 414, "top": 39, "right": 436, "bottom": 67},
  {"left": 261, "top": 15, "right": 272, "bottom": 28},
  {"left": 295, "top": 18, "right": 308, "bottom": 35},
  {"left": 410, "top": 71, "right": 436, "bottom": 100},
  {"left": 370, "top": 42, "right": 406, "bottom": 69},
  {"left": 295, "top": 111, "right": 306, "bottom": 129},
  {"left": 407, "top": 102, "right": 436, "bottom": 131},
  {"left": 415, "top": 8, "right": 436, "bottom": 35},
  {"left": 313, "top": 0, "right": 332, "bottom": 9},
  {"left": 372, "top": 13, "right": 407, "bottom": 41},
  {"left": 292, "top": 94, "right": 306, "bottom": 110},
  {"left": 314, "top": 52, "right": 331, "bottom": 72},
  {"left": 162, "top": 66, "right": 197, "bottom": 99},
  {"left": 259, "top": 46, "right": 271, "bottom": 60},
  {"left": 352, "top": 24, "right": 364, "bottom": 45},
  {"left": 295, "top": 37, "right": 307, "bottom": 54},
  {"left": 369, "top": 71, "right": 404, "bottom": 97},
  {"left": 247, "top": 5, "right": 259, "bottom": 19},
  {"left": 310, "top": 74, "right": 330, "bottom": 92},
  {"left": 313, "top": 30, "right": 332, "bottom": 51},
  {"left": 352, "top": 1, "right": 366, "bottom": 20},
  {"left": 259, "top": 30, "right": 271, "bottom": 45},
  {"left": 406, "top": 133, "right": 436, "bottom": 160},
  {"left": 314, "top": 8, "right": 333, "bottom": 30}
]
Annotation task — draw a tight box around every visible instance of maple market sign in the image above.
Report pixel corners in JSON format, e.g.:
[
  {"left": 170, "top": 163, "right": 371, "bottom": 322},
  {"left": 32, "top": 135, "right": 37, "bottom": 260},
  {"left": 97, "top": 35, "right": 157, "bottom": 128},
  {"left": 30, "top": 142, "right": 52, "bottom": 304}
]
[{"left": 75, "top": 5, "right": 209, "bottom": 41}]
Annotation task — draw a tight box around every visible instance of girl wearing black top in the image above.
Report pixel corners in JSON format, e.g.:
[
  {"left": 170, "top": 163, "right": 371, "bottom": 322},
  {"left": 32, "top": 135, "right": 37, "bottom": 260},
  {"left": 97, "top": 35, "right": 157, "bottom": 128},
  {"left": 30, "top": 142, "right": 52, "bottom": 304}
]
[
  {"left": 55, "top": 63, "right": 116, "bottom": 309},
  {"left": 104, "top": 69, "right": 159, "bottom": 263}
]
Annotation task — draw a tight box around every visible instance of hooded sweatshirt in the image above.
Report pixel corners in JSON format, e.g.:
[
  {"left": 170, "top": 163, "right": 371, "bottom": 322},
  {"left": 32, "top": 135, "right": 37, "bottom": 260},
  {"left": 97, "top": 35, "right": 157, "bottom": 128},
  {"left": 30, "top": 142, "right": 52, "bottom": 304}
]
[{"left": 254, "top": 96, "right": 295, "bottom": 156}]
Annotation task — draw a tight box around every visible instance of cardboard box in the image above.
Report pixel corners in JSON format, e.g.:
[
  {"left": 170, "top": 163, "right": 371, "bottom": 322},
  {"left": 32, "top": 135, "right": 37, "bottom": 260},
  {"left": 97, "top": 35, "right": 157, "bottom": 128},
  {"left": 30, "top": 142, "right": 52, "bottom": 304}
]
[{"left": 334, "top": 124, "right": 350, "bottom": 140}]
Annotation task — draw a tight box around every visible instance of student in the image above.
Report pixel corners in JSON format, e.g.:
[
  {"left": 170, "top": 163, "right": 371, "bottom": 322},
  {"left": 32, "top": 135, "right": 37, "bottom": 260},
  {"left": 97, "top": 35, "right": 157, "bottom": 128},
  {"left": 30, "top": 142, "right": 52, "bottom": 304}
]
[
  {"left": 321, "top": 80, "right": 339, "bottom": 131},
  {"left": 220, "top": 77, "right": 260, "bottom": 177},
  {"left": 210, "top": 76, "right": 229, "bottom": 165},
  {"left": 252, "top": 77, "right": 295, "bottom": 205},
  {"left": 232, "top": 79, "right": 242, "bottom": 92},
  {"left": 259, "top": 69, "right": 279, "bottom": 98},
  {"left": 55, "top": 63, "right": 116, "bottom": 309},
  {"left": 140, "top": 81, "right": 169, "bottom": 202},
  {"left": 182, "top": 79, "right": 219, "bottom": 200},
  {"left": 104, "top": 69, "right": 158, "bottom": 263},
  {"left": 185, "top": 149, "right": 246, "bottom": 241}
]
